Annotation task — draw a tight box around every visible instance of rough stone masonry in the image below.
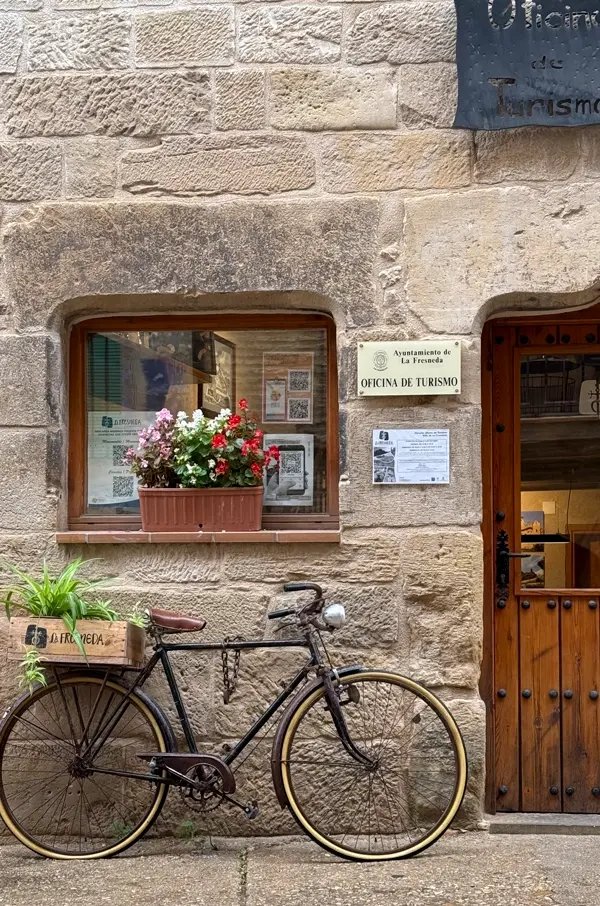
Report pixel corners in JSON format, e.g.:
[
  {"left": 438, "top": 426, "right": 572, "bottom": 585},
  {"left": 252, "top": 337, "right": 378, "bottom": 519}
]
[{"left": 1, "top": 0, "right": 600, "bottom": 837}]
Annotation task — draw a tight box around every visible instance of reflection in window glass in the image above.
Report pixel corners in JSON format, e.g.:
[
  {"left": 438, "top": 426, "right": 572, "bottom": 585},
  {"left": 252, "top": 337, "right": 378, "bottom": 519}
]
[
  {"left": 86, "top": 327, "right": 328, "bottom": 517},
  {"left": 521, "top": 354, "right": 600, "bottom": 589}
]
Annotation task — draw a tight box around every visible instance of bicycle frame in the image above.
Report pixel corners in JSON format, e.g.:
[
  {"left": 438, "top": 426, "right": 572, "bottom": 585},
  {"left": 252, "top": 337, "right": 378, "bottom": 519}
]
[{"left": 76, "top": 632, "right": 324, "bottom": 781}]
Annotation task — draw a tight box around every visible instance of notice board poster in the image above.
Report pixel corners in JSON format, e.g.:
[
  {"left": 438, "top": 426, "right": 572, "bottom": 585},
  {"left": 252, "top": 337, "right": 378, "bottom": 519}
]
[
  {"left": 373, "top": 429, "right": 450, "bottom": 485},
  {"left": 87, "top": 411, "right": 154, "bottom": 506},
  {"left": 263, "top": 352, "right": 313, "bottom": 424},
  {"left": 263, "top": 433, "right": 314, "bottom": 507}
]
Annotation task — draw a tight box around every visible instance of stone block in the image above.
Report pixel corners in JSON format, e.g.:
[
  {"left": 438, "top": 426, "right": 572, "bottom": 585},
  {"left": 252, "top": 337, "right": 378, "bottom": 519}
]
[
  {"left": 64, "top": 138, "right": 118, "bottom": 198},
  {"left": 0, "top": 335, "right": 58, "bottom": 424},
  {"left": 403, "top": 183, "right": 600, "bottom": 333},
  {"left": 121, "top": 135, "right": 315, "bottom": 197},
  {"left": 442, "top": 697, "right": 486, "bottom": 825},
  {"left": 238, "top": 7, "right": 342, "bottom": 63},
  {"left": 0, "top": 430, "right": 56, "bottom": 531},
  {"left": 2, "top": 71, "right": 211, "bottom": 137},
  {"left": 27, "top": 14, "right": 130, "bottom": 71},
  {"left": 56, "top": 0, "right": 169, "bottom": 6},
  {"left": 135, "top": 9, "right": 234, "bottom": 66},
  {"left": 105, "top": 584, "right": 270, "bottom": 644},
  {"left": 0, "top": 142, "right": 62, "bottom": 201},
  {"left": 214, "top": 70, "right": 265, "bottom": 130},
  {"left": 347, "top": 1, "right": 456, "bottom": 64},
  {"left": 77, "top": 541, "right": 221, "bottom": 585},
  {"left": 403, "top": 530, "right": 483, "bottom": 689},
  {"left": 399, "top": 62, "right": 458, "bottom": 129},
  {"left": 580, "top": 125, "right": 600, "bottom": 175},
  {"left": 270, "top": 68, "right": 396, "bottom": 131},
  {"left": 5, "top": 199, "right": 379, "bottom": 329},
  {"left": 321, "top": 132, "right": 472, "bottom": 193},
  {"left": 475, "top": 128, "right": 580, "bottom": 183},
  {"left": 221, "top": 530, "right": 401, "bottom": 585},
  {"left": 0, "top": 15, "right": 23, "bottom": 73},
  {"left": 340, "top": 405, "right": 482, "bottom": 528},
  {"left": 0, "top": 0, "right": 40, "bottom": 7}
]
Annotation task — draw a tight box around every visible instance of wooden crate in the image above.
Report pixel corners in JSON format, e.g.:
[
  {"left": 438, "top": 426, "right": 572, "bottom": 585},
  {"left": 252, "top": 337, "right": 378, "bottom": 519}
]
[{"left": 7, "top": 618, "right": 146, "bottom": 669}]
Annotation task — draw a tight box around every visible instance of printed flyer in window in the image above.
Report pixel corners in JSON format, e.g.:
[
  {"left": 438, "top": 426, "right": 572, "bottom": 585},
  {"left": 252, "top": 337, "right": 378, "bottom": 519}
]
[{"left": 87, "top": 411, "right": 154, "bottom": 506}]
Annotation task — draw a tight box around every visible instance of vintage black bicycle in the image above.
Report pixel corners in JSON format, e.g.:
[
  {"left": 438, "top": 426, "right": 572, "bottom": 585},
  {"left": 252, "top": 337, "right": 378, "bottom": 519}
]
[{"left": 0, "top": 581, "right": 467, "bottom": 862}]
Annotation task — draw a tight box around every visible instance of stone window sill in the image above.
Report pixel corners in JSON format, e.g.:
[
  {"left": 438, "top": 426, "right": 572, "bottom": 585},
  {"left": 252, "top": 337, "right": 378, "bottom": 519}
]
[{"left": 55, "top": 530, "right": 341, "bottom": 545}]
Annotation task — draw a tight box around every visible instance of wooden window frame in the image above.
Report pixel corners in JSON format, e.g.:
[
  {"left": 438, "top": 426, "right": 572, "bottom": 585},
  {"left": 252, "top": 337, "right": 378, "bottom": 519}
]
[{"left": 68, "top": 313, "right": 339, "bottom": 532}]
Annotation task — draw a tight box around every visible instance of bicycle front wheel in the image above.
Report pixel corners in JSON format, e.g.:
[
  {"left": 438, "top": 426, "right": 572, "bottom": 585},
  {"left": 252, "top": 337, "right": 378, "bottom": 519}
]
[
  {"left": 0, "top": 675, "right": 170, "bottom": 859},
  {"left": 280, "top": 670, "right": 467, "bottom": 861}
]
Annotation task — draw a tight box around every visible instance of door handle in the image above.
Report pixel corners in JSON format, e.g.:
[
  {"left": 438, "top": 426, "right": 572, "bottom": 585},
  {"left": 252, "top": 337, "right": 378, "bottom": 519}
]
[{"left": 496, "top": 529, "right": 528, "bottom": 594}]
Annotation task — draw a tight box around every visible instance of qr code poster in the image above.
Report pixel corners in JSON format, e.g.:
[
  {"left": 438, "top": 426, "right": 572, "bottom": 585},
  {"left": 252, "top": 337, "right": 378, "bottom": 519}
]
[
  {"left": 87, "top": 410, "right": 155, "bottom": 506},
  {"left": 263, "top": 434, "right": 314, "bottom": 507},
  {"left": 263, "top": 352, "right": 313, "bottom": 424}
]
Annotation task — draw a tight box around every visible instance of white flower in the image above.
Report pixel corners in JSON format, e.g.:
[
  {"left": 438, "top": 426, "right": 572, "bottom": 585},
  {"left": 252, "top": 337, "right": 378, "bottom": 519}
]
[
  {"left": 208, "top": 458, "right": 215, "bottom": 468},
  {"left": 177, "top": 411, "right": 188, "bottom": 420},
  {"left": 186, "top": 463, "right": 194, "bottom": 473},
  {"left": 192, "top": 409, "right": 204, "bottom": 422}
]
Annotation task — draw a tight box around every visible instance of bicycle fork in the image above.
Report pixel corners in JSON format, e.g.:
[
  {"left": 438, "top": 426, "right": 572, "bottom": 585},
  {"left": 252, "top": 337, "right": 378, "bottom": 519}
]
[{"left": 321, "top": 670, "right": 377, "bottom": 769}]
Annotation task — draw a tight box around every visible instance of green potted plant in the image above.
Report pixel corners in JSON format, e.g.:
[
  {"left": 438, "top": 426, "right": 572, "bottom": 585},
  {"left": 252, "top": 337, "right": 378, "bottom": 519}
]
[
  {"left": 3, "top": 559, "right": 145, "bottom": 685},
  {"left": 125, "top": 401, "right": 279, "bottom": 532}
]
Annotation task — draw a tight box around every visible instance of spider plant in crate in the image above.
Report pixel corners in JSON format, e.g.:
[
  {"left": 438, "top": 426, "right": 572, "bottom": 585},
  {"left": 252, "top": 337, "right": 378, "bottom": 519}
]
[{"left": 2, "top": 558, "right": 118, "bottom": 688}]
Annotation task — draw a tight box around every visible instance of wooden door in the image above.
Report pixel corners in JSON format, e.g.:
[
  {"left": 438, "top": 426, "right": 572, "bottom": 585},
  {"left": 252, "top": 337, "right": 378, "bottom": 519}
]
[{"left": 485, "top": 310, "right": 600, "bottom": 813}]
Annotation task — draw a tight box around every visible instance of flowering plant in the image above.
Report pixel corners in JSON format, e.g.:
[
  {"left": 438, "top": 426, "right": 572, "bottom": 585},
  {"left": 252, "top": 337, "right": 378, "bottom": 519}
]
[
  {"left": 125, "top": 401, "right": 279, "bottom": 489},
  {"left": 124, "top": 408, "right": 178, "bottom": 488}
]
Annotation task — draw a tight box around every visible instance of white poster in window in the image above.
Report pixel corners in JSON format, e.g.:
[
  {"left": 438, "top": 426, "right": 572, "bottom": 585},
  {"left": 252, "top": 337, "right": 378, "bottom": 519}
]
[
  {"left": 373, "top": 429, "right": 450, "bottom": 485},
  {"left": 87, "top": 411, "right": 155, "bottom": 506},
  {"left": 262, "top": 352, "right": 314, "bottom": 424},
  {"left": 263, "top": 434, "right": 314, "bottom": 507}
]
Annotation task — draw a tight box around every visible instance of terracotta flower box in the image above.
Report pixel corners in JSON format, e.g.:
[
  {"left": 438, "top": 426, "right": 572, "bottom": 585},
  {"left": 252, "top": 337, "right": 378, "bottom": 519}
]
[
  {"left": 8, "top": 618, "right": 146, "bottom": 668},
  {"left": 138, "top": 485, "right": 264, "bottom": 533}
]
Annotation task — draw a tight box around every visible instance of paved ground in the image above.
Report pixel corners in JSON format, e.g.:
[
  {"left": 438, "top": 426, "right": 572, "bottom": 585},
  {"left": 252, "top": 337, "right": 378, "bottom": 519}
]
[{"left": 1, "top": 831, "right": 600, "bottom": 906}]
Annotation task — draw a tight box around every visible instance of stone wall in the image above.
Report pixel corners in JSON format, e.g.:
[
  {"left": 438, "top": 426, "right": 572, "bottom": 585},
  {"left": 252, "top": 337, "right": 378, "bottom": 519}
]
[{"left": 1, "top": 0, "right": 600, "bottom": 836}]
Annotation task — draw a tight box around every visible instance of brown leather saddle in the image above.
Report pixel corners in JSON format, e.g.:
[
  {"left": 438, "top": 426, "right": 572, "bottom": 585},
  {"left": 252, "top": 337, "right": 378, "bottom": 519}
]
[{"left": 148, "top": 608, "right": 207, "bottom": 634}]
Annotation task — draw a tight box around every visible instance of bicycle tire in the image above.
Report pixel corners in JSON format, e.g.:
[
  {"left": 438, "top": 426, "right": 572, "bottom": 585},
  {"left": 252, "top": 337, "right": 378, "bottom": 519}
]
[
  {"left": 279, "top": 670, "right": 467, "bottom": 861},
  {"left": 0, "top": 674, "right": 171, "bottom": 860}
]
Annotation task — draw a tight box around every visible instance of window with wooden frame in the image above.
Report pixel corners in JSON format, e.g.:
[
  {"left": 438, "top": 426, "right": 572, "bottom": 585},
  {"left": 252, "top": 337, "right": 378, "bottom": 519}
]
[{"left": 68, "top": 314, "right": 339, "bottom": 533}]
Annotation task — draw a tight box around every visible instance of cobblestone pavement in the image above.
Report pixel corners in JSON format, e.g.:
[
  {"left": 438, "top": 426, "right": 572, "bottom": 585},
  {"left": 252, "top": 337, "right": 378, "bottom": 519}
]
[{"left": 0, "top": 831, "right": 599, "bottom": 906}]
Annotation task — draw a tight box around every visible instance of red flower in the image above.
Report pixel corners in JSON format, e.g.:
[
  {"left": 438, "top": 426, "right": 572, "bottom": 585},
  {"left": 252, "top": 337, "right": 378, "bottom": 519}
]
[
  {"left": 238, "top": 398, "right": 249, "bottom": 411},
  {"left": 215, "top": 459, "right": 229, "bottom": 475},
  {"left": 251, "top": 462, "right": 262, "bottom": 477},
  {"left": 241, "top": 441, "right": 252, "bottom": 456},
  {"left": 228, "top": 414, "right": 242, "bottom": 429},
  {"left": 268, "top": 444, "right": 280, "bottom": 461},
  {"left": 254, "top": 429, "right": 263, "bottom": 439},
  {"left": 211, "top": 433, "right": 227, "bottom": 449}
]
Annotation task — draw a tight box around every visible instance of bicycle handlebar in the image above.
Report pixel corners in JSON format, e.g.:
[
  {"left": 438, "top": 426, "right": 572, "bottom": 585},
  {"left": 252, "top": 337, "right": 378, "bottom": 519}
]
[
  {"left": 267, "top": 608, "right": 296, "bottom": 620},
  {"left": 283, "top": 582, "right": 324, "bottom": 596}
]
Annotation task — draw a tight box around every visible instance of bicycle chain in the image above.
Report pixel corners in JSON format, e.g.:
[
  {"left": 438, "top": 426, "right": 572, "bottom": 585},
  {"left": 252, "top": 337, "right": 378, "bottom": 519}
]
[{"left": 221, "top": 637, "right": 244, "bottom": 704}]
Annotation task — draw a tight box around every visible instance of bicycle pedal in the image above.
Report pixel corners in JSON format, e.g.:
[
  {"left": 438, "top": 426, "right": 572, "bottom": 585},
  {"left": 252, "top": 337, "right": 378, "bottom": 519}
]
[{"left": 243, "top": 800, "right": 259, "bottom": 820}]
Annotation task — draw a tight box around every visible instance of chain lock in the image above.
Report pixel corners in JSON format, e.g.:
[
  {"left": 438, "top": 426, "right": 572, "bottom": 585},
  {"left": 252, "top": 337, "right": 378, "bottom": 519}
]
[{"left": 221, "top": 637, "right": 244, "bottom": 704}]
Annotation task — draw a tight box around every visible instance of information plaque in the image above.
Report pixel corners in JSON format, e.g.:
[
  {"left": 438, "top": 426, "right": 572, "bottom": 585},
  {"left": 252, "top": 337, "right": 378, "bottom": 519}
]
[
  {"left": 358, "top": 341, "right": 461, "bottom": 397},
  {"left": 454, "top": 0, "right": 600, "bottom": 130}
]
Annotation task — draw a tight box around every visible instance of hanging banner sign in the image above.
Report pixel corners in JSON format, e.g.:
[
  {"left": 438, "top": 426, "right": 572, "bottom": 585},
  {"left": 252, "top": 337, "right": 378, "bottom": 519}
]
[
  {"left": 357, "top": 341, "right": 461, "bottom": 397},
  {"left": 454, "top": 0, "right": 600, "bottom": 130}
]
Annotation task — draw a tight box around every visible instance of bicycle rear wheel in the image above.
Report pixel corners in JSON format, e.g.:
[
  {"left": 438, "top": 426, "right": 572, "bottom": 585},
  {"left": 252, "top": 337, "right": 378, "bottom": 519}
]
[
  {"left": 280, "top": 670, "right": 467, "bottom": 861},
  {"left": 0, "top": 675, "right": 170, "bottom": 859}
]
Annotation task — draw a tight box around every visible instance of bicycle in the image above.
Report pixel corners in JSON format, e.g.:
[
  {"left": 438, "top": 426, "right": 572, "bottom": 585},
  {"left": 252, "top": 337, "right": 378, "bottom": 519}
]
[{"left": 0, "top": 581, "right": 468, "bottom": 862}]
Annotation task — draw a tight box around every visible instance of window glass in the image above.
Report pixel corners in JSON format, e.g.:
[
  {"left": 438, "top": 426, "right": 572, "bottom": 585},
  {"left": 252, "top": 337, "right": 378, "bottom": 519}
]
[
  {"left": 520, "top": 353, "right": 600, "bottom": 588},
  {"left": 85, "top": 327, "right": 328, "bottom": 517}
]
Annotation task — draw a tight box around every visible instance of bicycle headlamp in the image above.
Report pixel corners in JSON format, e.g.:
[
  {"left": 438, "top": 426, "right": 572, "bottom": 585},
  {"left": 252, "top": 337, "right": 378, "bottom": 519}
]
[{"left": 323, "top": 603, "right": 346, "bottom": 628}]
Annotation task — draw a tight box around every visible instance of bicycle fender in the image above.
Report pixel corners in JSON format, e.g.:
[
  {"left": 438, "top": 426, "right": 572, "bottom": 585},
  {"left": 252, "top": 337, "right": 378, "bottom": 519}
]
[{"left": 270, "top": 665, "right": 365, "bottom": 809}]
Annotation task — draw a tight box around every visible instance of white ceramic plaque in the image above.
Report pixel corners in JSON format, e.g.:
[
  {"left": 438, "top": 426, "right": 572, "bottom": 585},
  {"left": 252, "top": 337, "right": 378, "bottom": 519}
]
[{"left": 358, "top": 341, "right": 461, "bottom": 396}]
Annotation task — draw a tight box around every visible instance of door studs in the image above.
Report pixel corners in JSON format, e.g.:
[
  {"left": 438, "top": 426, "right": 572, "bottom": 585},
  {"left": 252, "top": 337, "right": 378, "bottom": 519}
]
[
  {"left": 563, "top": 600, "right": 572, "bottom": 609},
  {"left": 549, "top": 786, "right": 559, "bottom": 796},
  {"left": 566, "top": 787, "right": 575, "bottom": 796},
  {"left": 522, "top": 689, "right": 532, "bottom": 698},
  {"left": 498, "top": 785, "right": 508, "bottom": 796},
  {"left": 548, "top": 599, "right": 557, "bottom": 609},
  {"left": 549, "top": 689, "right": 558, "bottom": 699},
  {"left": 590, "top": 691, "right": 599, "bottom": 700},
  {"left": 521, "top": 600, "right": 530, "bottom": 609},
  {"left": 564, "top": 690, "right": 574, "bottom": 699},
  {"left": 497, "top": 688, "right": 507, "bottom": 698}
]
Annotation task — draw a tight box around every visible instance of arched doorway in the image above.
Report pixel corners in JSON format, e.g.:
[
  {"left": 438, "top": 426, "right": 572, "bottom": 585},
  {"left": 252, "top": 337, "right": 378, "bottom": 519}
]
[{"left": 483, "top": 302, "right": 600, "bottom": 814}]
